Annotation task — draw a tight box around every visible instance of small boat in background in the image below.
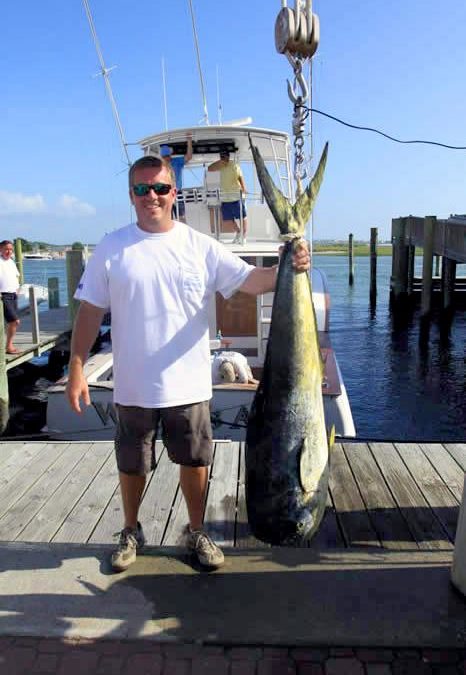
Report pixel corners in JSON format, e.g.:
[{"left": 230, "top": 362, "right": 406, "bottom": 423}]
[{"left": 23, "top": 252, "right": 53, "bottom": 260}]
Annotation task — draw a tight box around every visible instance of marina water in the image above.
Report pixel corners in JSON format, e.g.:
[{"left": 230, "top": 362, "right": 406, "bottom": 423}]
[{"left": 22, "top": 256, "right": 465, "bottom": 442}]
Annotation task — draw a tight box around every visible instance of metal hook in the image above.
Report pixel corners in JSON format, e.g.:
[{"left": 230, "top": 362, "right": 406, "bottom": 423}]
[{"left": 286, "top": 68, "right": 308, "bottom": 104}]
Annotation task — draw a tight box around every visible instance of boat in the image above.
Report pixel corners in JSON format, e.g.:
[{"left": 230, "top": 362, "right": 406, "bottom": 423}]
[
  {"left": 17, "top": 283, "right": 49, "bottom": 313},
  {"left": 46, "top": 123, "right": 355, "bottom": 441},
  {"left": 23, "top": 252, "right": 53, "bottom": 260}
]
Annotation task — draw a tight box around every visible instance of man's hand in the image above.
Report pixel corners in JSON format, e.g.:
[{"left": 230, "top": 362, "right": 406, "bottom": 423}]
[
  {"left": 279, "top": 239, "right": 311, "bottom": 272},
  {"left": 66, "top": 364, "right": 90, "bottom": 414}
]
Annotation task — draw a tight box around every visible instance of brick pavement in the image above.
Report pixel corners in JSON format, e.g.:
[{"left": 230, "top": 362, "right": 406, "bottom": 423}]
[{"left": 0, "top": 637, "right": 465, "bottom": 674}]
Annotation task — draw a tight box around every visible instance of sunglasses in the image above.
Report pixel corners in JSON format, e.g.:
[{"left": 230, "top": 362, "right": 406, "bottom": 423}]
[{"left": 132, "top": 182, "right": 172, "bottom": 197}]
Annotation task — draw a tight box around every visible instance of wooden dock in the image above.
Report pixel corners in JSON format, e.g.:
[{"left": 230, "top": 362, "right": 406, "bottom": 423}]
[
  {"left": 5, "top": 306, "right": 71, "bottom": 371},
  {"left": 0, "top": 439, "right": 464, "bottom": 550}
]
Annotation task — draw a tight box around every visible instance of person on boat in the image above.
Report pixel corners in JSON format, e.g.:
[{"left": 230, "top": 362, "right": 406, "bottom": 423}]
[
  {"left": 66, "top": 154, "right": 310, "bottom": 573},
  {"left": 0, "top": 240, "right": 21, "bottom": 355},
  {"left": 160, "top": 132, "right": 193, "bottom": 221},
  {"left": 207, "top": 150, "right": 248, "bottom": 244}
]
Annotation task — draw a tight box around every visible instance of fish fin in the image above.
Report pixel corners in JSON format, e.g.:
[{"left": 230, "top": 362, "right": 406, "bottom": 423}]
[
  {"left": 292, "top": 143, "right": 329, "bottom": 231},
  {"left": 249, "top": 135, "right": 293, "bottom": 235}
]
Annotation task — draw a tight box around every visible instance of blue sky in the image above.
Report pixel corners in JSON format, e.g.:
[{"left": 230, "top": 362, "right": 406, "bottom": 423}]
[{"left": 1, "top": 1, "right": 465, "bottom": 244}]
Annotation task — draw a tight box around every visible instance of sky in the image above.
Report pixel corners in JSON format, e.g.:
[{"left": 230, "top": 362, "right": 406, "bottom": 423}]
[{"left": 1, "top": 0, "right": 465, "bottom": 244}]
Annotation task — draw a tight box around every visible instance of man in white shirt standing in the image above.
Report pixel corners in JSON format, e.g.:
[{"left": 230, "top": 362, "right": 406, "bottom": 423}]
[
  {"left": 0, "top": 240, "right": 21, "bottom": 354},
  {"left": 66, "top": 154, "right": 310, "bottom": 572}
]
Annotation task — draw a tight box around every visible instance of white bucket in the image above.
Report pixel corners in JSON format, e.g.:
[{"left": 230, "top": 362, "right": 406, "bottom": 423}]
[{"left": 451, "top": 474, "right": 466, "bottom": 596}]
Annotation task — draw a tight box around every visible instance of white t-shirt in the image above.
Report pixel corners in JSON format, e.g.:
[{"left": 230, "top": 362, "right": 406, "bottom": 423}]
[
  {"left": 0, "top": 258, "right": 20, "bottom": 293},
  {"left": 75, "top": 221, "right": 254, "bottom": 408}
]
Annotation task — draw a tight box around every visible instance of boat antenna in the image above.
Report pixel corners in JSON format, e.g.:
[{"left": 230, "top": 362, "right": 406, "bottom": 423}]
[
  {"left": 216, "top": 65, "right": 223, "bottom": 125},
  {"left": 187, "top": 0, "right": 210, "bottom": 125},
  {"left": 82, "top": 0, "right": 131, "bottom": 166},
  {"left": 161, "top": 57, "right": 169, "bottom": 131}
]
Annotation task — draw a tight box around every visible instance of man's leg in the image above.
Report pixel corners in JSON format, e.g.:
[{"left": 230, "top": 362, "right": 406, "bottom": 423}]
[
  {"left": 179, "top": 465, "right": 208, "bottom": 531},
  {"left": 6, "top": 319, "right": 19, "bottom": 352},
  {"left": 119, "top": 471, "right": 146, "bottom": 529}
]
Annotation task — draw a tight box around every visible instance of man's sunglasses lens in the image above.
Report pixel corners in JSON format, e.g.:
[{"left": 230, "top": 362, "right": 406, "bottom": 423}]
[{"left": 133, "top": 183, "right": 172, "bottom": 197}]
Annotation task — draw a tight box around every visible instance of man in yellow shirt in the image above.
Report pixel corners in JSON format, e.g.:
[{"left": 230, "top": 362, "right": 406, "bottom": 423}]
[{"left": 208, "top": 150, "right": 248, "bottom": 244}]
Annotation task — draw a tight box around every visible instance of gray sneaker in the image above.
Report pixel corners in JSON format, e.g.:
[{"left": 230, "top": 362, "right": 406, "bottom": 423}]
[
  {"left": 111, "top": 522, "right": 145, "bottom": 572},
  {"left": 184, "top": 525, "right": 225, "bottom": 569}
]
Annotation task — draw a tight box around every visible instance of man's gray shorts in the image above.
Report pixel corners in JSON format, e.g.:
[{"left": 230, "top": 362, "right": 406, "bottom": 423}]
[{"left": 115, "top": 401, "right": 213, "bottom": 475}]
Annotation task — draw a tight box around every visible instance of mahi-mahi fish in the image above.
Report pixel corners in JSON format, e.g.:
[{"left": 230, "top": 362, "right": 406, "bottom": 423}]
[{"left": 245, "top": 139, "right": 331, "bottom": 545}]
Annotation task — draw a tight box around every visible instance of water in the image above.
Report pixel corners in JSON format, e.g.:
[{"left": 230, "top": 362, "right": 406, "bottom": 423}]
[
  {"left": 316, "top": 255, "right": 465, "bottom": 442},
  {"left": 21, "top": 256, "right": 465, "bottom": 442}
]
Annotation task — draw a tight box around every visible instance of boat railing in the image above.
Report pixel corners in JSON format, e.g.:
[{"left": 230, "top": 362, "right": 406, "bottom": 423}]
[{"left": 175, "top": 187, "right": 279, "bottom": 242}]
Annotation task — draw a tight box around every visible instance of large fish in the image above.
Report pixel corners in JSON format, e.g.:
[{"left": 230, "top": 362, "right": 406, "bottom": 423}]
[{"left": 245, "top": 140, "right": 330, "bottom": 545}]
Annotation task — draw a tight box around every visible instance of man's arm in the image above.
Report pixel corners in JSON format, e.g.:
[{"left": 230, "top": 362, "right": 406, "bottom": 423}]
[
  {"left": 66, "top": 300, "right": 106, "bottom": 413},
  {"left": 238, "top": 174, "right": 247, "bottom": 194},
  {"left": 184, "top": 133, "right": 193, "bottom": 163},
  {"left": 239, "top": 241, "right": 311, "bottom": 295}
]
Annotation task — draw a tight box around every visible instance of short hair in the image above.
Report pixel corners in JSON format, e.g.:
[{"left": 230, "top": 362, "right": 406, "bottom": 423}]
[
  {"left": 0, "top": 240, "right": 13, "bottom": 248},
  {"left": 128, "top": 155, "right": 175, "bottom": 189}
]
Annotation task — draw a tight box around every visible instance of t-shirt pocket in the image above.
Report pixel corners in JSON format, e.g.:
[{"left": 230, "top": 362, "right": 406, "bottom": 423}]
[{"left": 178, "top": 265, "right": 206, "bottom": 316}]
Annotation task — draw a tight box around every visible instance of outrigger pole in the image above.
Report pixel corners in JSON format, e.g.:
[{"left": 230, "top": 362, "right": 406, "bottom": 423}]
[{"left": 82, "top": 0, "right": 131, "bottom": 166}]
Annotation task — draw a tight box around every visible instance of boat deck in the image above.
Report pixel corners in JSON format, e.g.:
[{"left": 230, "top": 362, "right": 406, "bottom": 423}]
[{"left": 0, "top": 439, "right": 464, "bottom": 550}]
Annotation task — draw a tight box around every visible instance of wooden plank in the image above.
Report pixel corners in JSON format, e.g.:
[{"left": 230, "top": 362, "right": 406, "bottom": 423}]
[
  {"left": 235, "top": 442, "right": 269, "bottom": 548},
  {"left": 395, "top": 443, "right": 459, "bottom": 543},
  {"left": 369, "top": 442, "right": 453, "bottom": 550},
  {"left": 444, "top": 443, "right": 466, "bottom": 471},
  {"left": 0, "top": 441, "right": 25, "bottom": 469},
  {"left": 308, "top": 488, "right": 345, "bottom": 550},
  {"left": 203, "top": 441, "right": 240, "bottom": 547},
  {"left": 330, "top": 443, "right": 381, "bottom": 548},
  {"left": 0, "top": 442, "right": 68, "bottom": 519},
  {"left": 341, "top": 443, "right": 416, "bottom": 550},
  {"left": 419, "top": 443, "right": 465, "bottom": 502},
  {"left": 52, "top": 450, "right": 119, "bottom": 543},
  {"left": 0, "top": 442, "right": 41, "bottom": 479},
  {"left": 0, "top": 442, "right": 90, "bottom": 540},
  {"left": 161, "top": 486, "right": 187, "bottom": 546},
  {"left": 89, "top": 441, "right": 167, "bottom": 544},
  {"left": 137, "top": 446, "right": 180, "bottom": 545},
  {"left": 21, "top": 442, "right": 113, "bottom": 542}
]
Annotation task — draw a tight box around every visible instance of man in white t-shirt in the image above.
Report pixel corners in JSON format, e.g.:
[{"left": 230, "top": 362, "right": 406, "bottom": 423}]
[
  {"left": 66, "top": 154, "right": 310, "bottom": 572},
  {"left": 0, "top": 240, "right": 21, "bottom": 354}
]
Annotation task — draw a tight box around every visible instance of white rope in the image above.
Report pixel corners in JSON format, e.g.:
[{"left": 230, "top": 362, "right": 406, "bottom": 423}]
[
  {"left": 82, "top": 0, "right": 131, "bottom": 166},
  {"left": 187, "top": 0, "right": 210, "bottom": 125}
]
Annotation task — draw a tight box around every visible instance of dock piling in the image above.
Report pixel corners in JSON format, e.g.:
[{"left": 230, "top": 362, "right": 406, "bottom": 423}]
[
  {"left": 421, "top": 216, "right": 435, "bottom": 316},
  {"left": 348, "top": 233, "right": 354, "bottom": 285},
  {"left": 48, "top": 277, "right": 60, "bottom": 309},
  {"left": 390, "top": 217, "right": 409, "bottom": 299},
  {"left": 29, "top": 285, "right": 40, "bottom": 345},
  {"left": 0, "top": 298, "right": 8, "bottom": 433},
  {"left": 370, "top": 227, "right": 378, "bottom": 303},
  {"left": 14, "top": 238, "right": 23, "bottom": 285},
  {"left": 66, "top": 250, "right": 85, "bottom": 325}
]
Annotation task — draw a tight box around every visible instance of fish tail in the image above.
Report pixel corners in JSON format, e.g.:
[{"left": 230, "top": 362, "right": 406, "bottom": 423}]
[{"left": 292, "top": 143, "right": 329, "bottom": 235}]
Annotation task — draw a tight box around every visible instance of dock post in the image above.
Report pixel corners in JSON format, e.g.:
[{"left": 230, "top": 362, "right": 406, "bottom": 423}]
[
  {"left": 451, "top": 475, "right": 466, "bottom": 597},
  {"left": 442, "top": 257, "right": 457, "bottom": 310},
  {"left": 14, "top": 238, "right": 24, "bottom": 285},
  {"left": 29, "top": 285, "right": 40, "bottom": 345},
  {"left": 390, "top": 217, "right": 409, "bottom": 299},
  {"left": 48, "top": 277, "right": 60, "bottom": 309},
  {"left": 66, "top": 250, "right": 85, "bottom": 325},
  {"left": 0, "top": 298, "right": 8, "bottom": 433},
  {"left": 421, "top": 216, "right": 435, "bottom": 316},
  {"left": 370, "top": 227, "right": 378, "bottom": 303},
  {"left": 434, "top": 254, "right": 441, "bottom": 277},
  {"left": 407, "top": 236, "right": 415, "bottom": 296},
  {"left": 348, "top": 233, "right": 354, "bottom": 285}
]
